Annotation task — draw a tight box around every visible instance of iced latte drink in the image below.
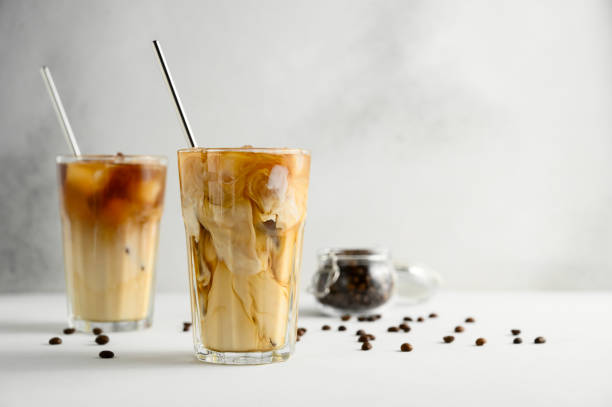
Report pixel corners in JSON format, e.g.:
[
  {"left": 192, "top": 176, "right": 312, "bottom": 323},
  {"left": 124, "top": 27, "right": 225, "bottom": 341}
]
[
  {"left": 178, "top": 147, "right": 310, "bottom": 364},
  {"left": 57, "top": 154, "right": 167, "bottom": 332}
]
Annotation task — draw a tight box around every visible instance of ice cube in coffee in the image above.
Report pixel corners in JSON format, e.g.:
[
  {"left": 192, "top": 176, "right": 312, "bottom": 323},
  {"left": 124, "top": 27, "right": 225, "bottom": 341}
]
[
  {"left": 178, "top": 147, "right": 310, "bottom": 364},
  {"left": 57, "top": 154, "right": 167, "bottom": 332}
]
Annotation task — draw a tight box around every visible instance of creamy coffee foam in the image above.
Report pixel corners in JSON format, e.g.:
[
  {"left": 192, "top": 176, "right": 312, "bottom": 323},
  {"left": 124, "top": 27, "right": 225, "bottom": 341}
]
[{"left": 178, "top": 149, "right": 310, "bottom": 352}]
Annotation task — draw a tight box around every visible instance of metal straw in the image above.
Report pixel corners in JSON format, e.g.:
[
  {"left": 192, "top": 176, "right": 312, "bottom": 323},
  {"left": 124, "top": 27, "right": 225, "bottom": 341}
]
[
  {"left": 40, "top": 66, "right": 82, "bottom": 156},
  {"left": 152, "top": 40, "right": 198, "bottom": 148}
]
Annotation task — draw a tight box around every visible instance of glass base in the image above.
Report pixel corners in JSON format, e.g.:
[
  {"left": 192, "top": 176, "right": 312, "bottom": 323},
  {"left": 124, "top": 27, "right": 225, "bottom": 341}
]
[
  {"left": 195, "top": 344, "right": 293, "bottom": 365},
  {"left": 70, "top": 316, "right": 152, "bottom": 333}
]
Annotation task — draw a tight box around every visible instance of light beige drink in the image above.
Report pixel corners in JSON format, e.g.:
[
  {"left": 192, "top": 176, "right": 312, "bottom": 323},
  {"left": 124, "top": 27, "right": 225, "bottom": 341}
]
[
  {"left": 178, "top": 147, "right": 310, "bottom": 364},
  {"left": 57, "top": 154, "right": 166, "bottom": 331}
]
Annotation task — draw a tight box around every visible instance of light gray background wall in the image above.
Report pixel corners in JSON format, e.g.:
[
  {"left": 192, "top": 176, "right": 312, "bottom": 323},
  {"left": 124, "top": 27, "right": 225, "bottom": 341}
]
[{"left": 1, "top": 0, "right": 611, "bottom": 293}]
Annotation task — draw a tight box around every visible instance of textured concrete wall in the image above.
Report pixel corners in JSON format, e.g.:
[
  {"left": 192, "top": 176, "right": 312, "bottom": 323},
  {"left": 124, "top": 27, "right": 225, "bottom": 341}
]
[{"left": 1, "top": 0, "right": 612, "bottom": 292}]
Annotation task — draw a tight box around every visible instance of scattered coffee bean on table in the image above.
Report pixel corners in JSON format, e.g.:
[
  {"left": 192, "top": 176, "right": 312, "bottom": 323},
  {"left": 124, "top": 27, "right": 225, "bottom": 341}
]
[
  {"left": 99, "top": 350, "right": 115, "bottom": 359},
  {"left": 341, "top": 314, "right": 351, "bottom": 321},
  {"left": 455, "top": 326, "right": 464, "bottom": 333},
  {"left": 367, "top": 334, "right": 375, "bottom": 341},
  {"left": 399, "top": 323, "right": 409, "bottom": 330},
  {"left": 511, "top": 329, "right": 521, "bottom": 335},
  {"left": 322, "top": 325, "right": 331, "bottom": 331},
  {"left": 356, "top": 329, "right": 365, "bottom": 336},
  {"left": 63, "top": 328, "right": 75, "bottom": 335},
  {"left": 429, "top": 313, "right": 438, "bottom": 318},
  {"left": 92, "top": 327, "right": 103, "bottom": 335},
  {"left": 366, "top": 316, "right": 376, "bottom": 322},
  {"left": 298, "top": 327, "right": 307, "bottom": 335},
  {"left": 403, "top": 317, "right": 413, "bottom": 322},
  {"left": 183, "top": 322, "right": 192, "bottom": 332},
  {"left": 358, "top": 316, "right": 366, "bottom": 322},
  {"left": 400, "top": 343, "right": 413, "bottom": 352},
  {"left": 374, "top": 314, "right": 382, "bottom": 320},
  {"left": 534, "top": 336, "right": 546, "bottom": 344},
  {"left": 401, "top": 325, "right": 411, "bottom": 333},
  {"left": 417, "top": 317, "right": 424, "bottom": 322},
  {"left": 443, "top": 336, "right": 455, "bottom": 343},
  {"left": 475, "top": 338, "right": 486, "bottom": 346},
  {"left": 338, "top": 325, "right": 347, "bottom": 331},
  {"left": 513, "top": 337, "right": 522, "bottom": 344},
  {"left": 361, "top": 342, "right": 372, "bottom": 351},
  {"left": 49, "top": 337, "right": 62, "bottom": 345},
  {"left": 387, "top": 326, "right": 399, "bottom": 332},
  {"left": 465, "top": 317, "right": 475, "bottom": 323},
  {"left": 358, "top": 335, "right": 369, "bottom": 343},
  {"left": 95, "top": 335, "right": 109, "bottom": 345}
]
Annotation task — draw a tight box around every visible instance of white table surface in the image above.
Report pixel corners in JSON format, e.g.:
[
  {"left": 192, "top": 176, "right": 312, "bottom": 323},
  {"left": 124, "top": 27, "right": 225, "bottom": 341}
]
[{"left": 0, "top": 291, "right": 610, "bottom": 407}]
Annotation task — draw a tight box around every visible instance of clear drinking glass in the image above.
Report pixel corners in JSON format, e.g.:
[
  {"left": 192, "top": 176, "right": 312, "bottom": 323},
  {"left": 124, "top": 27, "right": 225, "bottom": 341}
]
[
  {"left": 57, "top": 154, "right": 167, "bottom": 332},
  {"left": 177, "top": 147, "right": 311, "bottom": 364}
]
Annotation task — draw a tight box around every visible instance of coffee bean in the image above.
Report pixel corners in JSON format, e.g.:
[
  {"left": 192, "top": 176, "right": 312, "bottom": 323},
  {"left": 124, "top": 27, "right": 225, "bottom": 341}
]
[
  {"left": 455, "top": 326, "right": 464, "bottom": 333},
  {"left": 92, "top": 327, "right": 103, "bottom": 335},
  {"left": 322, "top": 325, "right": 331, "bottom": 331},
  {"left": 367, "top": 334, "right": 376, "bottom": 341},
  {"left": 99, "top": 350, "right": 115, "bottom": 359},
  {"left": 387, "top": 326, "right": 399, "bottom": 332},
  {"left": 475, "top": 338, "right": 486, "bottom": 346},
  {"left": 511, "top": 329, "right": 521, "bottom": 336},
  {"left": 341, "top": 314, "right": 351, "bottom": 321},
  {"left": 356, "top": 329, "right": 365, "bottom": 336},
  {"left": 357, "top": 316, "right": 366, "bottom": 322},
  {"left": 465, "top": 317, "right": 475, "bottom": 323},
  {"left": 48, "top": 337, "right": 62, "bottom": 345},
  {"left": 403, "top": 317, "right": 413, "bottom": 322},
  {"left": 400, "top": 343, "right": 413, "bottom": 352},
  {"left": 417, "top": 317, "right": 424, "bottom": 322},
  {"left": 297, "top": 328, "right": 306, "bottom": 336},
  {"left": 183, "top": 322, "right": 192, "bottom": 332},
  {"left": 443, "top": 336, "right": 455, "bottom": 343},
  {"left": 366, "top": 316, "right": 376, "bottom": 322},
  {"left": 361, "top": 342, "right": 372, "bottom": 351},
  {"left": 358, "top": 335, "right": 369, "bottom": 342},
  {"left": 534, "top": 336, "right": 546, "bottom": 344},
  {"left": 63, "top": 328, "right": 75, "bottom": 335},
  {"left": 374, "top": 314, "right": 382, "bottom": 320},
  {"left": 401, "top": 325, "right": 411, "bottom": 333},
  {"left": 429, "top": 313, "right": 438, "bottom": 318},
  {"left": 513, "top": 337, "right": 522, "bottom": 344},
  {"left": 95, "top": 335, "right": 109, "bottom": 345},
  {"left": 399, "top": 323, "right": 409, "bottom": 330},
  {"left": 338, "top": 325, "right": 347, "bottom": 331}
]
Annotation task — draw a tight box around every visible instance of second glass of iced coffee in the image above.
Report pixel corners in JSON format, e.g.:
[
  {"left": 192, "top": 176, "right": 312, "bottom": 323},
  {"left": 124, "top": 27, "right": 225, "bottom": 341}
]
[
  {"left": 57, "top": 154, "right": 167, "bottom": 332},
  {"left": 178, "top": 147, "right": 310, "bottom": 364}
]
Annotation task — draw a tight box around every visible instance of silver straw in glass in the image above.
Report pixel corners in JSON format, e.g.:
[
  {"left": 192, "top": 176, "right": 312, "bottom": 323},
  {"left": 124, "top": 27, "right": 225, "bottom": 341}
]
[
  {"left": 40, "top": 66, "right": 82, "bottom": 156},
  {"left": 152, "top": 40, "right": 198, "bottom": 148}
]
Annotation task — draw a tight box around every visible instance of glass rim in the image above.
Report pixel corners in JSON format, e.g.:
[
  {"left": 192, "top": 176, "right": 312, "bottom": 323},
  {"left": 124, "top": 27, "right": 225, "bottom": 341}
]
[
  {"left": 318, "top": 248, "right": 390, "bottom": 261},
  {"left": 56, "top": 154, "right": 168, "bottom": 165},
  {"left": 177, "top": 147, "right": 310, "bottom": 155}
]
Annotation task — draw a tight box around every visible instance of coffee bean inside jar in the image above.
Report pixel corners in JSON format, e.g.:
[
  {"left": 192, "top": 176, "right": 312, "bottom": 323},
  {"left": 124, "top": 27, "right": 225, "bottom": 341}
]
[{"left": 310, "top": 249, "right": 395, "bottom": 315}]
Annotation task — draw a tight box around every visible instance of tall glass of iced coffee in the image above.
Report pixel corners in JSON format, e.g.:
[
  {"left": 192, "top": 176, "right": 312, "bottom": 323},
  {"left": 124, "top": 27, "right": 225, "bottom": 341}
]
[
  {"left": 178, "top": 147, "right": 310, "bottom": 364},
  {"left": 57, "top": 154, "right": 167, "bottom": 332}
]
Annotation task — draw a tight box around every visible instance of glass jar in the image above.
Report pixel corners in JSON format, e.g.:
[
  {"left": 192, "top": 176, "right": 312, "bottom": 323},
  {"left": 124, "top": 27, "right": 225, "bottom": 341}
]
[{"left": 310, "top": 249, "right": 396, "bottom": 315}]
